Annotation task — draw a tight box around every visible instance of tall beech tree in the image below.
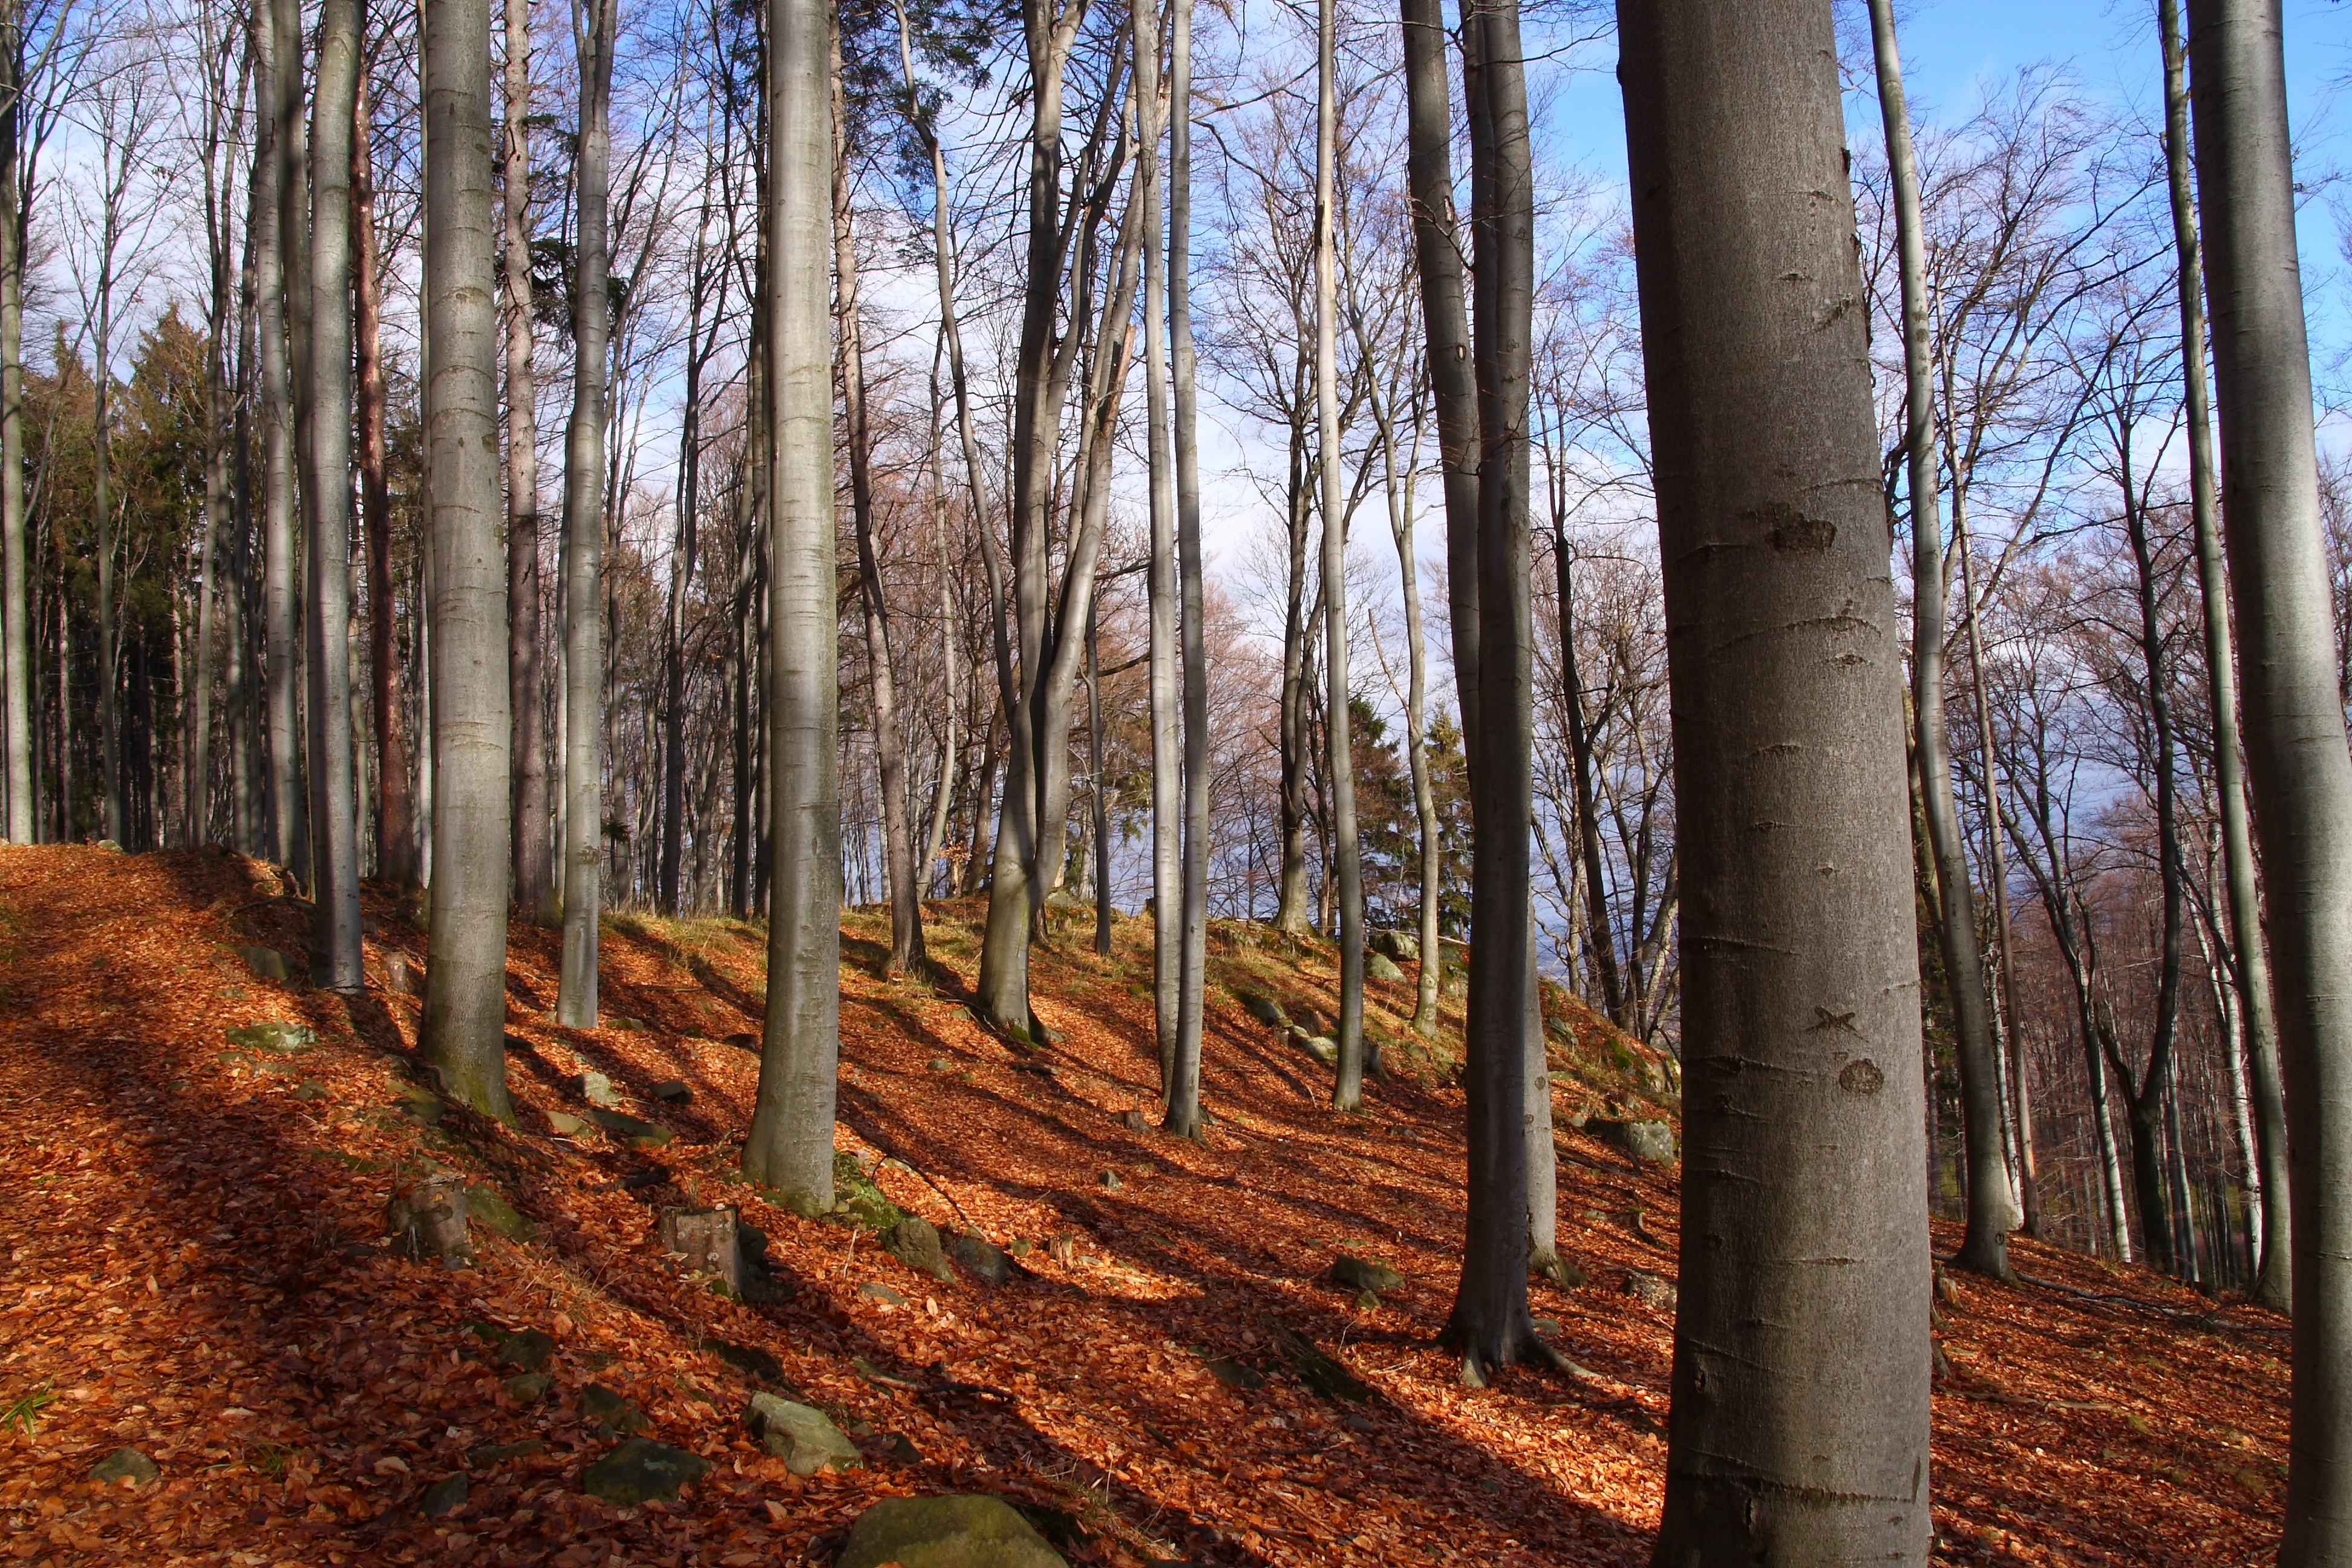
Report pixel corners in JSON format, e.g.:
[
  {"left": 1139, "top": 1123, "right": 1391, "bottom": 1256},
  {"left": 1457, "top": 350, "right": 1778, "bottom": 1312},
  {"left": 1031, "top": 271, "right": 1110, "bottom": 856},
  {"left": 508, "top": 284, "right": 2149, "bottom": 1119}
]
[
  {"left": 420, "top": 0, "right": 516, "bottom": 1120},
  {"left": 556, "top": 0, "right": 617, "bottom": 1027},
  {"left": 1867, "top": 0, "right": 2018, "bottom": 1278},
  {"left": 2187, "top": 0, "right": 2352, "bottom": 1556},
  {"left": 742, "top": 0, "right": 841, "bottom": 1213},
  {"left": 1620, "top": 0, "right": 1930, "bottom": 1558},
  {"left": 302, "top": 0, "right": 364, "bottom": 990},
  {"left": 505, "top": 0, "right": 552, "bottom": 920},
  {"left": 2159, "top": 0, "right": 2288, "bottom": 1311}
]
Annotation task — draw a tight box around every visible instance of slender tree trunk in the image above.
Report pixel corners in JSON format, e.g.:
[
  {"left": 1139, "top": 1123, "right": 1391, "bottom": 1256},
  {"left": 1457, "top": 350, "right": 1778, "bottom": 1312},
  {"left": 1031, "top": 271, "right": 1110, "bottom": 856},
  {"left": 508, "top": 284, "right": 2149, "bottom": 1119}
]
[
  {"left": 255, "top": 9, "right": 302, "bottom": 875},
  {"left": 1621, "top": 2, "right": 1931, "bottom": 1558},
  {"left": 1167, "top": 0, "right": 1209, "bottom": 1134},
  {"left": 302, "top": 0, "right": 364, "bottom": 991},
  {"left": 95, "top": 290, "right": 122, "bottom": 845},
  {"left": 420, "top": 0, "right": 514, "bottom": 1119},
  {"left": 353, "top": 76, "right": 411, "bottom": 884},
  {"left": 1868, "top": 0, "right": 2017, "bottom": 1279},
  {"left": 1953, "top": 517, "right": 2035, "bottom": 1233},
  {"left": 2163, "top": 0, "right": 2291, "bottom": 1312},
  {"left": 0, "top": 7, "right": 28, "bottom": 843},
  {"left": 1274, "top": 460, "right": 1315, "bottom": 933},
  {"left": 659, "top": 209, "right": 710, "bottom": 916},
  {"left": 555, "top": 0, "right": 615, "bottom": 1027},
  {"left": 504, "top": 0, "right": 551, "bottom": 921},
  {"left": 832, "top": 22, "right": 921, "bottom": 975},
  {"left": 1316, "top": 0, "right": 1365, "bottom": 1113},
  {"left": 1137, "top": 0, "right": 1180, "bottom": 1088},
  {"left": 1085, "top": 599, "right": 1111, "bottom": 953},
  {"left": 743, "top": 0, "right": 841, "bottom": 1213},
  {"left": 1555, "top": 535, "right": 1623, "bottom": 1024}
]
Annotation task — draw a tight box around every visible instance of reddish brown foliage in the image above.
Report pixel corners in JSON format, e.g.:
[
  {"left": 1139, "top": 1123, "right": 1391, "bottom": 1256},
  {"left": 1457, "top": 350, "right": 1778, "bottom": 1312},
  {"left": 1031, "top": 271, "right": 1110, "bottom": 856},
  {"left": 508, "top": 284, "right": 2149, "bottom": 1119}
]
[{"left": 0, "top": 845, "right": 2285, "bottom": 1564}]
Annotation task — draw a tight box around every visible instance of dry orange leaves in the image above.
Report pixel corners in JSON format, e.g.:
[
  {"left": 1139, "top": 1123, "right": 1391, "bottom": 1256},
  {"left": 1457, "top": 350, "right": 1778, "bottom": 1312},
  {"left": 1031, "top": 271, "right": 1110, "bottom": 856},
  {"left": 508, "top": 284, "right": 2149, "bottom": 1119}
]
[{"left": 0, "top": 844, "right": 2287, "bottom": 1566}]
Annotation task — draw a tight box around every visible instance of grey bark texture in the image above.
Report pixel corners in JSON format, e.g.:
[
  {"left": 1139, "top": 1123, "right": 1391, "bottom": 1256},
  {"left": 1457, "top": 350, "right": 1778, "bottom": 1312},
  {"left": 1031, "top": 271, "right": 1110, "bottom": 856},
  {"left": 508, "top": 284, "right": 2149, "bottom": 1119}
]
[
  {"left": 302, "top": 0, "right": 364, "bottom": 991},
  {"left": 742, "top": 0, "right": 842, "bottom": 1215},
  {"left": 2161, "top": 0, "right": 2289, "bottom": 1312},
  {"left": 1618, "top": 1, "right": 1932, "bottom": 1560},
  {"left": 505, "top": 0, "right": 552, "bottom": 921},
  {"left": 255, "top": 8, "right": 302, "bottom": 875},
  {"left": 1168, "top": 0, "right": 1210, "bottom": 1139},
  {"left": 557, "top": 0, "right": 616, "bottom": 1028},
  {"left": 1316, "top": 0, "right": 1364, "bottom": 1114},
  {"left": 2, "top": 7, "right": 30, "bottom": 843},
  {"left": 420, "top": 0, "right": 515, "bottom": 1122},
  {"left": 1138, "top": 0, "right": 1180, "bottom": 1091},
  {"left": 2187, "top": 0, "right": 2352, "bottom": 1555},
  {"left": 1866, "top": 0, "right": 2018, "bottom": 1278}
]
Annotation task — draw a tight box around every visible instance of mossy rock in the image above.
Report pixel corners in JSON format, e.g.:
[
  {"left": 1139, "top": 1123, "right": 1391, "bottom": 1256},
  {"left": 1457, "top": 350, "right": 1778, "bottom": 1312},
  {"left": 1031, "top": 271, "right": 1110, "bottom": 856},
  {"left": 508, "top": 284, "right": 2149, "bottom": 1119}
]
[
  {"left": 580, "top": 1437, "right": 710, "bottom": 1506},
  {"left": 836, "top": 1494, "right": 1067, "bottom": 1568}
]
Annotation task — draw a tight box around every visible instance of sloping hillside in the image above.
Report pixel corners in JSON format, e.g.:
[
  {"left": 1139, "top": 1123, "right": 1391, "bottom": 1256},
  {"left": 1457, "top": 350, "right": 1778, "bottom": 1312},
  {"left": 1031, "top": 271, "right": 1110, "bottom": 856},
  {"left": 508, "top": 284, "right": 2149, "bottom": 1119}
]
[{"left": 0, "top": 844, "right": 2287, "bottom": 1565}]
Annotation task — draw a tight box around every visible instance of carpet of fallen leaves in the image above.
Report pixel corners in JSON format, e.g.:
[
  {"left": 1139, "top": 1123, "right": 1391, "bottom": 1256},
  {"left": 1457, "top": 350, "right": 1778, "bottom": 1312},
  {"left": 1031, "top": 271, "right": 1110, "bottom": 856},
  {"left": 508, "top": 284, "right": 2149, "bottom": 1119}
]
[{"left": 0, "top": 843, "right": 2288, "bottom": 1566}]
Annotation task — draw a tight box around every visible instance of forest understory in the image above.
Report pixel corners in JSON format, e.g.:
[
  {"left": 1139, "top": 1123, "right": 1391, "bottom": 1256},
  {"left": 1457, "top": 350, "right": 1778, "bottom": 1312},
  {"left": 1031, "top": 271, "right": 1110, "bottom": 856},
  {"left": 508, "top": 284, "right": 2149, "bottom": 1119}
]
[{"left": 0, "top": 843, "right": 2287, "bottom": 1566}]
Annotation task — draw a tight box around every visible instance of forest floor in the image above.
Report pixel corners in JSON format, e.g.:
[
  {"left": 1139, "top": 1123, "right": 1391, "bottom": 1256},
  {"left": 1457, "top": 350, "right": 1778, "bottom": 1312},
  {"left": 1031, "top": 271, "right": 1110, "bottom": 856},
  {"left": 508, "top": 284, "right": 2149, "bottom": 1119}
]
[{"left": 0, "top": 843, "right": 2290, "bottom": 1566}]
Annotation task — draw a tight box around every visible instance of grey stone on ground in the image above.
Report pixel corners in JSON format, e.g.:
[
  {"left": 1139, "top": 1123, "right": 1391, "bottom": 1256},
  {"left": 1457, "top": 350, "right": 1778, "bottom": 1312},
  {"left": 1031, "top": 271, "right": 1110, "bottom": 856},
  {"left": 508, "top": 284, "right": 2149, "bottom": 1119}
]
[
  {"left": 884, "top": 1217, "right": 955, "bottom": 1282},
  {"left": 650, "top": 1079, "right": 692, "bottom": 1103},
  {"left": 837, "top": 1494, "right": 1068, "bottom": 1568},
  {"left": 587, "top": 1108, "right": 671, "bottom": 1149},
  {"left": 1624, "top": 1269, "right": 1676, "bottom": 1310},
  {"left": 745, "top": 1391, "right": 863, "bottom": 1477},
  {"left": 1302, "top": 1035, "right": 1340, "bottom": 1066},
  {"left": 1370, "top": 929, "right": 1420, "bottom": 962},
  {"left": 580, "top": 1437, "right": 711, "bottom": 1506},
  {"left": 467, "top": 1184, "right": 537, "bottom": 1243},
  {"left": 89, "top": 1446, "right": 158, "bottom": 1486},
  {"left": 1240, "top": 993, "right": 1289, "bottom": 1028},
  {"left": 237, "top": 945, "right": 291, "bottom": 982},
  {"left": 1332, "top": 1254, "right": 1404, "bottom": 1293},
  {"left": 581, "top": 1383, "right": 648, "bottom": 1436},
  {"left": 420, "top": 1473, "right": 468, "bottom": 1518},
  {"left": 860, "top": 1281, "right": 907, "bottom": 1305},
  {"left": 949, "top": 1232, "right": 1014, "bottom": 1286},
  {"left": 1099, "top": 1169, "right": 1122, "bottom": 1191},
  {"left": 657, "top": 1206, "right": 742, "bottom": 1296},
  {"left": 577, "top": 1070, "right": 622, "bottom": 1108},
  {"left": 1204, "top": 1357, "right": 1264, "bottom": 1390},
  {"left": 1365, "top": 952, "right": 1406, "bottom": 985},
  {"left": 224, "top": 1020, "right": 314, "bottom": 1054},
  {"left": 502, "top": 1372, "right": 554, "bottom": 1402},
  {"left": 488, "top": 1328, "right": 555, "bottom": 1372},
  {"left": 1533, "top": 1253, "right": 1589, "bottom": 1289},
  {"left": 1592, "top": 1117, "right": 1677, "bottom": 1165}
]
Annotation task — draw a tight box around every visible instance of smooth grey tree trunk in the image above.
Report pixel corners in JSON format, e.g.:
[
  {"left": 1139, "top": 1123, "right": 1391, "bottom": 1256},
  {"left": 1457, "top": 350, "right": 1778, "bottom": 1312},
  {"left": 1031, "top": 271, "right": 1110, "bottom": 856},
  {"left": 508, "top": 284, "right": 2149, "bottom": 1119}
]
[
  {"left": 420, "top": 0, "right": 515, "bottom": 1120},
  {"left": 742, "top": 0, "right": 841, "bottom": 1214},
  {"left": 1138, "top": 0, "right": 1180, "bottom": 1089},
  {"left": 1867, "top": 0, "right": 2018, "bottom": 1279},
  {"left": 2162, "top": 0, "right": 2290, "bottom": 1312},
  {"left": 191, "top": 48, "right": 230, "bottom": 847},
  {"left": 1167, "top": 0, "right": 1209, "bottom": 1137},
  {"left": 505, "top": 0, "right": 552, "bottom": 921},
  {"left": 1316, "top": 0, "right": 1365, "bottom": 1113},
  {"left": 302, "top": 0, "right": 364, "bottom": 991},
  {"left": 255, "top": 8, "right": 302, "bottom": 875},
  {"left": 2187, "top": 1, "right": 2352, "bottom": 1552},
  {"left": 1620, "top": 1, "right": 1932, "bottom": 1559},
  {"left": 1, "top": 8, "right": 28, "bottom": 843},
  {"left": 832, "top": 18, "right": 921, "bottom": 975},
  {"left": 355, "top": 76, "right": 413, "bottom": 886},
  {"left": 556, "top": 0, "right": 615, "bottom": 1028}
]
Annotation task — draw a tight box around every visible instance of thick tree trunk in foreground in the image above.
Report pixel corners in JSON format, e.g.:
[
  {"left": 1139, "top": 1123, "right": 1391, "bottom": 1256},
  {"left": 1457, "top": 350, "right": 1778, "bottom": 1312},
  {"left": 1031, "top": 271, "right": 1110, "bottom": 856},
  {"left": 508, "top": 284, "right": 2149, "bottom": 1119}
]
[
  {"left": 1620, "top": 1, "right": 1931, "bottom": 1559},
  {"left": 255, "top": 10, "right": 302, "bottom": 875},
  {"left": 1316, "top": 0, "right": 1365, "bottom": 1114},
  {"left": 1138, "top": 0, "right": 1180, "bottom": 1088},
  {"left": 1867, "top": 0, "right": 2017, "bottom": 1278},
  {"left": 743, "top": 0, "right": 841, "bottom": 1214},
  {"left": 556, "top": 0, "right": 615, "bottom": 1027},
  {"left": 420, "top": 0, "right": 514, "bottom": 1120},
  {"left": 302, "top": 0, "right": 364, "bottom": 991},
  {"left": 2162, "top": 0, "right": 2289, "bottom": 1312},
  {"left": 2187, "top": 2, "right": 2352, "bottom": 1553},
  {"left": 505, "top": 0, "right": 552, "bottom": 921}
]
